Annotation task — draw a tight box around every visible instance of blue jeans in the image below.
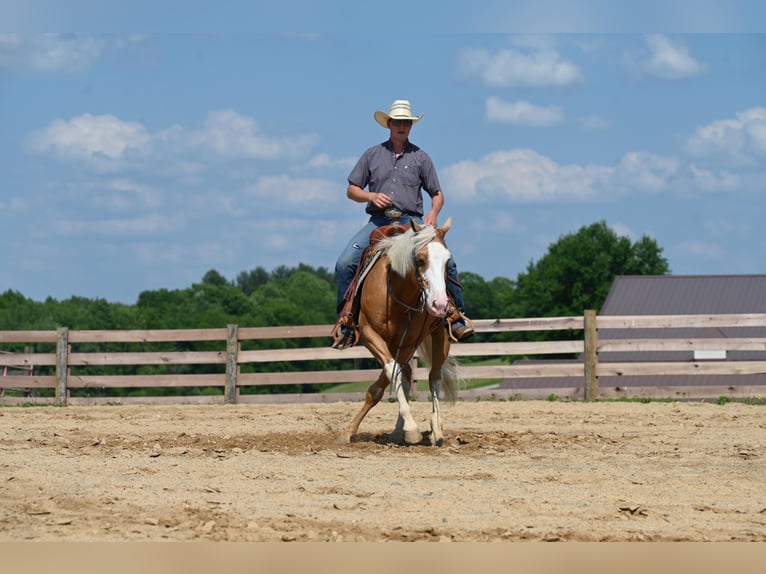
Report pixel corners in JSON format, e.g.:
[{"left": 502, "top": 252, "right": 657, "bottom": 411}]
[{"left": 334, "top": 214, "right": 466, "bottom": 317}]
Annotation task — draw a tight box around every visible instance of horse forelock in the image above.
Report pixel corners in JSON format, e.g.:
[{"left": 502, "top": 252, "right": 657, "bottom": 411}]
[{"left": 379, "top": 226, "right": 439, "bottom": 277}]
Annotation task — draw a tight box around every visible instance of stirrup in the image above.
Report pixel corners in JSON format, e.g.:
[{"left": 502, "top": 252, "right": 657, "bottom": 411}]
[
  {"left": 330, "top": 323, "right": 359, "bottom": 350},
  {"left": 447, "top": 313, "right": 475, "bottom": 342}
]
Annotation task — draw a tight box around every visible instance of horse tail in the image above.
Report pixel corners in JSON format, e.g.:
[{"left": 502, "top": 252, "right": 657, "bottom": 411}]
[{"left": 416, "top": 335, "right": 462, "bottom": 405}]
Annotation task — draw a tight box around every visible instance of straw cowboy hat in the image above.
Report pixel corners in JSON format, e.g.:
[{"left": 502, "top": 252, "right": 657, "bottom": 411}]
[{"left": 374, "top": 100, "right": 423, "bottom": 128}]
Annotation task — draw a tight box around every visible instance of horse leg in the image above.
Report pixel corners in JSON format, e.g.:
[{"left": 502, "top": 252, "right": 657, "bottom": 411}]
[
  {"left": 389, "top": 359, "right": 421, "bottom": 445},
  {"left": 390, "top": 362, "right": 417, "bottom": 444},
  {"left": 338, "top": 371, "right": 388, "bottom": 443},
  {"left": 428, "top": 330, "right": 449, "bottom": 446},
  {"left": 428, "top": 380, "right": 444, "bottom": 446}
]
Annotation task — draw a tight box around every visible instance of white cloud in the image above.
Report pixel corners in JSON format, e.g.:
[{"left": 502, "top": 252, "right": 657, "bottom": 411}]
[
  {"left": 457, "top": 41, "right": 583, "bottom": 87},
  {"left": 614, "top": 152, "right": 680, "bottom": 192},
  {"left": 190, "top": 110, "right": 318, "bottom": 161},
  {"left": 635, "top": 34, "right": 706, "bottom": 80},
  {"left": 443, "top": 148, "right": 610, "bottom": 202},
  {"left": 688, "top": 164, "right": 740, "bottom": 192},
  {"left": 486, "top": 97, "right": 564, "bottom": 127},
  {"left": 26, "top": 114, "right": 152, "bottom": 172},
  {"left": 442, "top": 144, "right": 746, "bottom": 204},
  {"left": 684, "top": 107, "right": 766, "bottom": 167},
  {"left": 27, "top": 110, "right": 320, "bottom": 170}
]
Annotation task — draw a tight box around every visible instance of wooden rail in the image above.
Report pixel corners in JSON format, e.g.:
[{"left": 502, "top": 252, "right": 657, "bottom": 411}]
[{"left": 1, "top": 313, "right": 765, "bottom": 405}]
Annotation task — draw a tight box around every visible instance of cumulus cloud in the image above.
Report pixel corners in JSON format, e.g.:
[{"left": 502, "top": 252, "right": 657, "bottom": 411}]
[
  {"left": 26, "top": 110, "right": 319, "bottom": 171},
  {"left": 630, "top": 34, "right": 706, "bottom": 80},
  {"left": 486, "top": 97, "right": 564, "bottom": 127},
  {"left": 189, "top": 110, "right": 318, "bottom": 161},
  {"left": 688, "top": 164, "right": 740, "bottom": 192},
  {"left": 684, "top": 107, "right": 766, "bottom": 167},
  {"left": 457, "top": 39, "right": 583, "bottom": 87},
  {"left": 26, "top": 114, "right": 152, "bottom": 172},
  {"left": 442, "top": 145, "right": 743, "bottom": 204},
  {"left": 614, "top": 152, "right": 680, "bottom": 192},
  {"left": 443, "top": 148, "right": 611, "bottom": 202}
]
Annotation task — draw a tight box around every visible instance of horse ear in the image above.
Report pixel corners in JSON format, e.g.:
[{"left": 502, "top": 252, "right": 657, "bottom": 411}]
[
  {"left": 412, "top": 219, "right": 423, "bottom": 232},
  {"left": 441, "top": 216, "right": 452, "bottom": 234}
]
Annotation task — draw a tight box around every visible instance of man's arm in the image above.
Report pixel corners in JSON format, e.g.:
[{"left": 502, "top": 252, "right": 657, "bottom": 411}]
[{"left": 424, "top": 190, "right": 443, "bottom": 227}]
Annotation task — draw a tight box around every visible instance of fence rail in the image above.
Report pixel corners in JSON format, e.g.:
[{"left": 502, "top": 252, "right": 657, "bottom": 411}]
[{"left": 1, "top": 312, "right": 765, "bottom": 405}]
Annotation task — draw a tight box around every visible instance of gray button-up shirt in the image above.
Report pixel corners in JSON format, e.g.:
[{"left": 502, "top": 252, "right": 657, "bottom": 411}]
[{"left": 348, "top": 140, "right": 442, "bottom": 217}]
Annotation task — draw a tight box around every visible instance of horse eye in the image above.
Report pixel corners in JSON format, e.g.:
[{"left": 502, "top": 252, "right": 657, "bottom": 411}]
[{"left": 416, "top": 256, "right": 426, "bottom": 267}]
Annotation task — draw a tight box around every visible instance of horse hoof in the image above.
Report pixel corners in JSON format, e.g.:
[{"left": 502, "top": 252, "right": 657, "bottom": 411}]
[
  {"left": 431, "top": 436, "right": 444, "bottom": 447},
  {"left": 404, "top": 430, "right": 422, "bottom": 445},
  {"left": 335, "top": 433, "right": 351, "bottom": 444}
]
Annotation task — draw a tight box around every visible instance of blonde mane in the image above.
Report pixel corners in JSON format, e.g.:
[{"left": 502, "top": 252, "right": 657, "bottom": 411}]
[{"left": 378, "top": 225, "right": 438, "bottom": 277}]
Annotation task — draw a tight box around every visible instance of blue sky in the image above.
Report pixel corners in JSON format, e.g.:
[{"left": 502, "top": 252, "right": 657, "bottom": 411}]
[{"left": 1, "top": 3, "right": 765, "bottom": 304}]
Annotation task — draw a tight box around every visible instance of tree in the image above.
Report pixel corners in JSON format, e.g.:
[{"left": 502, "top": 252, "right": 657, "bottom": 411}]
[
  {"left": 201, "top": 269, "right": 228, "bottom": 286},
  {"left": 236, "top": 267, "right": 270, "bottom": 295},
  {"left": 515, "top": 221, "right": 670, "bottom": 318}
]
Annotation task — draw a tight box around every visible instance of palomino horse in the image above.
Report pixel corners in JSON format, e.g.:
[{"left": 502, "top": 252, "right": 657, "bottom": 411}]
[{"left": 340, "top": 217, "right": 461, "bottom": 446}]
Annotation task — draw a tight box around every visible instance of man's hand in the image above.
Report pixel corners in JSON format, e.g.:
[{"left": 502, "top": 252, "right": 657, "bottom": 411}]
[{"left": 371, "top": 192, "right": 393, "bottom": 209}]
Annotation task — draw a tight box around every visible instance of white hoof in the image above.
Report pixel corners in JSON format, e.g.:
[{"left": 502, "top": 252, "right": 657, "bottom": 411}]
[{"left": 404, "top": 429, "right": 422, "bottom": 445}]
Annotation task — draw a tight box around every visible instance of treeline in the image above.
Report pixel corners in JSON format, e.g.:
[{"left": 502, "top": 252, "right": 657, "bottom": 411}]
[{"left": 0, "top": 221, "right": 670, "bottom": 396}]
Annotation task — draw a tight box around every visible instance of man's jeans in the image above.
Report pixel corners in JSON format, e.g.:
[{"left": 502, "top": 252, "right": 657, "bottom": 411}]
[{"left": 334, "top": 214, "right": 466, "bottom": 316}]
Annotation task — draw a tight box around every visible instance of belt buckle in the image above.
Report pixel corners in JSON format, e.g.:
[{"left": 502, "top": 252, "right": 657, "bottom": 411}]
[{"left": 384, "top": 207, "right": 403, "bottom": 221}]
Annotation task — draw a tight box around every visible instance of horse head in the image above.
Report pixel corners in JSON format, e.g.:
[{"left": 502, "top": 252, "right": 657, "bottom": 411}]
[{"left": 410, "top": 217, "right": 453, "bottom": 318}]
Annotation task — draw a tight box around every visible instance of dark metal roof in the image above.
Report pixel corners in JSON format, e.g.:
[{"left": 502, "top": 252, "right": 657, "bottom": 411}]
[{"left": 601, "top": 274, "right": 766, "bottom": 315}]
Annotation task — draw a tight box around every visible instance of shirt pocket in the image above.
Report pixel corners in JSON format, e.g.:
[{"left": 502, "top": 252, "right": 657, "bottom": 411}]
[{"left": 398, "top": 164, "right": 421, "bottom": 188}]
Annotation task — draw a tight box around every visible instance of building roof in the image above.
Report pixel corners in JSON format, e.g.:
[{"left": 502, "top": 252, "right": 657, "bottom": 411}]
[{"left": 601, "top": 274, "right": 766, "bottom": 315}]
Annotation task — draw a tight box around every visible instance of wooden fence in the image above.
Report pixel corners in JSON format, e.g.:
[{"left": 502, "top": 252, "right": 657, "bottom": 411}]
[{"left": 1, "top": 312, "right": 765, "bottom": 406}]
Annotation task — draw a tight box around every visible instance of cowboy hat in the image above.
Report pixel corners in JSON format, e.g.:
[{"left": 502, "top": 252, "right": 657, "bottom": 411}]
[{"left": 374, "top": 100, "right": 423, "bottom": 128}]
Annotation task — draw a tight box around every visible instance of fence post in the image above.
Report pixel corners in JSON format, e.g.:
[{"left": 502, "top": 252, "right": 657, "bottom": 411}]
[
  {"left": 56, "top": 327, "right": 69, "bottom": 406},
  {"left": 225, "top": 324, "right": 239, "bottom": 404},
  {"left": 583, "top": 310, "right": 598, "bottom": 400}
]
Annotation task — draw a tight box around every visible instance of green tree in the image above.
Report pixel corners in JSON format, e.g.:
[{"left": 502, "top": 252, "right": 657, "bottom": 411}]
[
  {"left": 201, "top": 269, "right": 228, "bottom": 286},
  {"left": 236, "top": 267, "right": 270, "bottom": 295},
  {"left": 515, "top": 220, "right": 670, "bottom": 318}
]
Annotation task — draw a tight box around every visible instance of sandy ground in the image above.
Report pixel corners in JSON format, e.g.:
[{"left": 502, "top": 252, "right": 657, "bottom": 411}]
[{"left": 0, "top": 399, "right": 764, "bottom": 542}]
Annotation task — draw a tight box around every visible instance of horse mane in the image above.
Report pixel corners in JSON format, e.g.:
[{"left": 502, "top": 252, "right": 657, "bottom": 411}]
[{"left": 378, "top": 225, "right": 438, "bottom": 277}]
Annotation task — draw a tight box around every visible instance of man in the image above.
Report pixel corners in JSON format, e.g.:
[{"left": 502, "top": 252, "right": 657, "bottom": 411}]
[{"left": 332, "top": 99, "right": 474, "bottom": 349}]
